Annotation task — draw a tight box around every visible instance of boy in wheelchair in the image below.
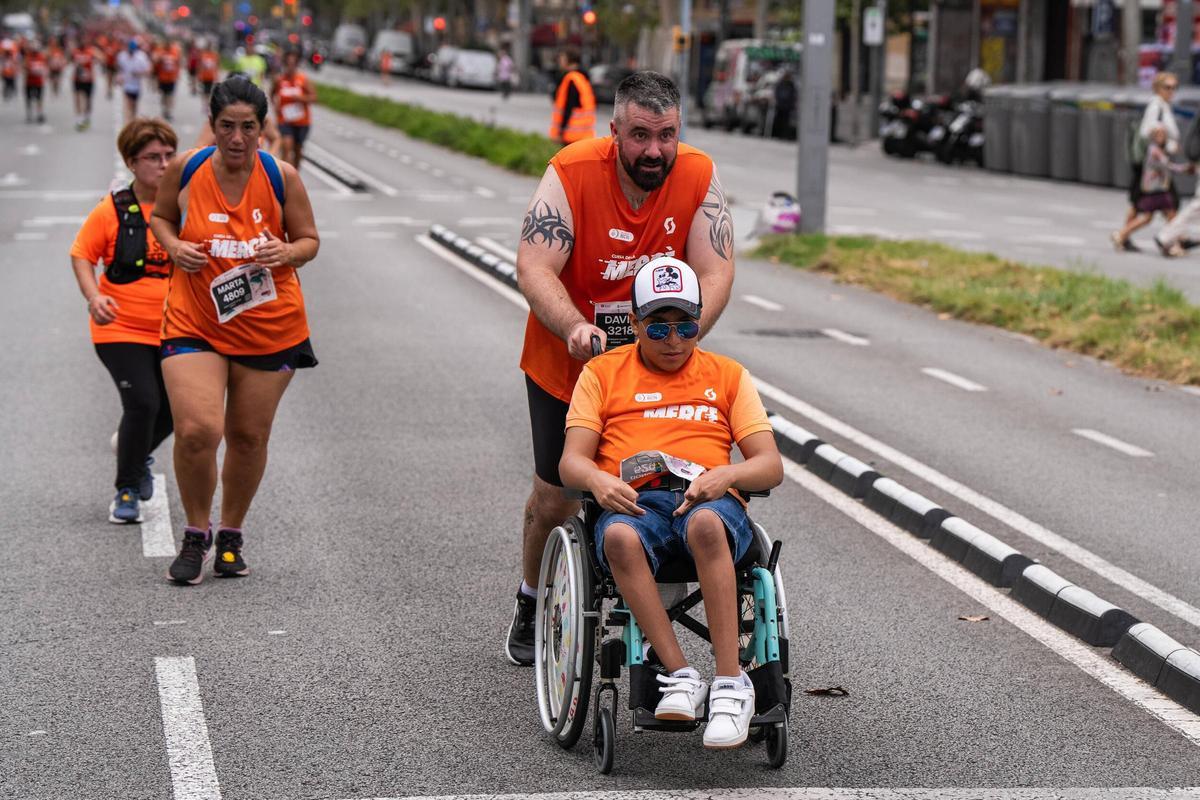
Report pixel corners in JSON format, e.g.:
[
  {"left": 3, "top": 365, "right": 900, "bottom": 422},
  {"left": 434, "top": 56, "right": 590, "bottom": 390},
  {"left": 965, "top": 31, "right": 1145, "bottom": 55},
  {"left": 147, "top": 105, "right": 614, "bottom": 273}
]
[{"left": 558, "top": 256, "right": 784, "bottom": 749}]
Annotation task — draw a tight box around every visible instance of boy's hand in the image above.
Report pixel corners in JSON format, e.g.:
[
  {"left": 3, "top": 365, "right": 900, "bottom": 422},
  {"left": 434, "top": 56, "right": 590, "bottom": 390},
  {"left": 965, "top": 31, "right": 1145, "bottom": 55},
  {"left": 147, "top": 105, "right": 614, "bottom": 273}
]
[
  {"left": 674, "top": 466, "right": 736, "bottom": 516},
  {"left": 589, "top": 471, "right": 644, "bottom": 516}
]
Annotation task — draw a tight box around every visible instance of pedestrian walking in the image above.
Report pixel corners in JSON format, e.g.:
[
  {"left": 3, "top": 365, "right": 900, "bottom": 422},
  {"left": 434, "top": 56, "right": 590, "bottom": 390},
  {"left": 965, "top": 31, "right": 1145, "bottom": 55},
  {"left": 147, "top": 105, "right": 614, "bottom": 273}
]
[
  {"left": 496, "top": 46, "right": 515, "bottom": 100},
  {"left": 1114, "top": 125, "right": 1191, "bottom": 250},
  {"left": 1114, "top": 71, "right": 1180, "bottom": 251},
  {"left": 69, "top": 118, "right": 178, "bottom": 524},
  {"left": 549, "top": 47, "right": 595, "bottom": 146}
]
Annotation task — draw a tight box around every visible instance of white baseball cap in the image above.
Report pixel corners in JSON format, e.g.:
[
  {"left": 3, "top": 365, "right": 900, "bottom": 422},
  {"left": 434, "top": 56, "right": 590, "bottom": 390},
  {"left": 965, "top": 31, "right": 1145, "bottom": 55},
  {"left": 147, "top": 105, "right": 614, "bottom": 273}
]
[{"left": 631, "top": 256, "right": 702, "bottom": 320}]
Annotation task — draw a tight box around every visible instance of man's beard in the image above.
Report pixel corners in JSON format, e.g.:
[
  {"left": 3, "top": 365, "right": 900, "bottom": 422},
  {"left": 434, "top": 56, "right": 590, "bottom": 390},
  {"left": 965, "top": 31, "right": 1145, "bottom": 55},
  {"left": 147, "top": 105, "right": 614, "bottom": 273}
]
[{"left": 619, "top": 149, "right": 675, "bottom": 192}]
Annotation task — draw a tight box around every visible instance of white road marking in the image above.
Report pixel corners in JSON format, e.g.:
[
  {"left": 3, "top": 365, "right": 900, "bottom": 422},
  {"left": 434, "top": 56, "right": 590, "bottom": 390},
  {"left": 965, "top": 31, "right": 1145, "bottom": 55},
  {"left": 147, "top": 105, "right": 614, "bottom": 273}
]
[
  {"left": 459, "top": 217, "right": 518, "bottom": 227},
  {"left": 399, "top": 154, "right": 412, "bottom": 164},
  {"left": 413, "top": 191, "right": 468, "bottom": 202},
  {"left": 27, "top": 730, "right": 47, "bottom": 736},
  {"left": 1181, "top": 386, "right": 1200, "bottom": 397},
  {"left": 14, "top": 231, "right": 48, "bottom": 241},
  {"left": 367, "top": 231, "right": 398, "bottom": 239},
  {"left": 1031, "top": 234, "right": 1088, "bottom": 247},
  {"left": 352, "top": 216, "right": 429, "bottom": 226},
  {"left": 430, "top": 168, "right": 446, "bottom": 178},
  {"left": 1072, "top": 428, "right": 1155, "bottom": 458},
  {"left": 476, "top": 237, "right": 518, "bottom": 263},
  {"left": 303, "top": 142, "right": 399, "bottom": 196},
  {"left": 346, "top": 788, "right": 1200, "bottom": 800},
  {"left": 1003, "top": 215, "right": 1051, "bottom": 227},
  {"left": 0, "top": 172, "right": 28, "bottom": 187},
  {"left": 928, "top": 228, "right": 985, "bottom": 241},
  {"left": 154, "top": 620, "right": 187, "bottom": 626},
  {"left": 154, "top": 656, "right": 222, "bottom": 800},
  {"left": 19, "top": 144, "right": 40, "bottom": 156},
  {"left": 473, "top": 186, "right": 497, "bottom": 198},
  {"left": 301, "top": 160, "right": 353, "bottom": 196},
  {"left": 416, "top": 160, "right": 430, "bottom": 170},
  {"left": 784, "top": 462, "right": 1200, "bottom": 748},
  {"left": 387, "top": 148, "right": 400, "bottom": 157},
  {"left": 268, "top": 630, "right": 287, "bottom": 635},
  {"left": 918, "top": 209, "right": 965, "bottom": 221},
  {"left": 821, "top": 327, "right": 870, "bottom": 346},
  {"left": 742, "top": 294, "right": 784, "bottom": 312},
  {"left": 22, "top": 216, "right": 86, "bottom": 227},
  {"left": 141, "top": 474, "right": 175, "bottom": 558},
  {"left": 753, "top": 377, "right": 1200, "bottom": 630},
  {"left": 921, "top": 367, "right": 988, "bottom": 392},
  {"left": 416, "top": 234, "right": 527, "bottom": 310}
]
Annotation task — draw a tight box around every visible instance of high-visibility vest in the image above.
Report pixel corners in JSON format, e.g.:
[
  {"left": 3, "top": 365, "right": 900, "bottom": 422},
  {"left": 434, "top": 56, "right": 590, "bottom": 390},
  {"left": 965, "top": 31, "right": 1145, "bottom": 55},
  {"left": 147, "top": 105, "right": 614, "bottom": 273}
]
[{"left": 550, "top": 69, "right": 596, "bottom": 143}]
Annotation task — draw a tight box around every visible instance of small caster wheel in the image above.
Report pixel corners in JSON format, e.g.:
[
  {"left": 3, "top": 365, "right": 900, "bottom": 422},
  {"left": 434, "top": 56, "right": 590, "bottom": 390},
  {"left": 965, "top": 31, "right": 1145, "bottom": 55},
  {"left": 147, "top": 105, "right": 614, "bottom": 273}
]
[
  {"left": 593, "top": 706, "right": 615, "bottom": 774},
  {"left": 765, "top": 716, "right": 788, "bottom": 768},
  {"left": 748, "top": 725, "right": 766, "bottom": 744}
]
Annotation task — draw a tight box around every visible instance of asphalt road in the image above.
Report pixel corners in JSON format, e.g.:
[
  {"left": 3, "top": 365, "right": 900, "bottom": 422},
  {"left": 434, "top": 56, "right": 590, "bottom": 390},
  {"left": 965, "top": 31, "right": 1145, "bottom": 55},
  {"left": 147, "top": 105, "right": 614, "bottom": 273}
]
[
  {"left": 319, "top": 64, "right": 1200, "bottom": 303},
  {"left": 2, "top": 77, "right": 1200, "bottom": 800}
]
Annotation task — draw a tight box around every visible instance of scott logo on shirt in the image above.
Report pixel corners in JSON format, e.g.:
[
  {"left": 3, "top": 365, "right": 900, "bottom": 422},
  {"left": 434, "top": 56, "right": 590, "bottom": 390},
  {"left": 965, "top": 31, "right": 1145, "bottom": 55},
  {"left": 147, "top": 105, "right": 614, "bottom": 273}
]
[
  {"left": 600, "top": 246, "right": 676, "bottom": 281},
  {"left": 643, "top": 404, "right": 720, "bottom": 423},
  {"left": 208, "top": 232, "right": 269, "bottom": 260}
]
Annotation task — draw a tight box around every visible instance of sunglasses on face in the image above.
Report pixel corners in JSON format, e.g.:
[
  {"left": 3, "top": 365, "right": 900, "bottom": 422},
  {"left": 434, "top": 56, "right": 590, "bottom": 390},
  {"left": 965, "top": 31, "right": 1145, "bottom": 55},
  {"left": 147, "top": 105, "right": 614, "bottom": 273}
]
[{"left": 644, "top": 320, "right": 700, "bottom": 340}]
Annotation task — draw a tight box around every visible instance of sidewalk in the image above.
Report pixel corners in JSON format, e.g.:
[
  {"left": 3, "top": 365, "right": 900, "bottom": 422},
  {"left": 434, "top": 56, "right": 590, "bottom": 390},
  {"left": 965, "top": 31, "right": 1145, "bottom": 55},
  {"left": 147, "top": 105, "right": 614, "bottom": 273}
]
[{"left": 317, "top": 65, "right": 1200, "bottom": 302}]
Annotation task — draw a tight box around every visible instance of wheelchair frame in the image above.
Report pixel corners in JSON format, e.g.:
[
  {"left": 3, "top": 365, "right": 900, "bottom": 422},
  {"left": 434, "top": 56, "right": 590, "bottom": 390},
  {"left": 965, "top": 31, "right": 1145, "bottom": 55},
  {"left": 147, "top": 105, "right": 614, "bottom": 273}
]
[{"left": 534, "top": 495, "right": 792, "bottom": 774}]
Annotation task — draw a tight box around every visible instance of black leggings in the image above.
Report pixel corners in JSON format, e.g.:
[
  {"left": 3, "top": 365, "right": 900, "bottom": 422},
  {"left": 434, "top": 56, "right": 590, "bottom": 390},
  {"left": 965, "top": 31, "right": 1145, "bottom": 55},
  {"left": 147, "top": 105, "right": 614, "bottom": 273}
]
[{"left": 95, "top": 343, "right": 174, "bottom": 490}]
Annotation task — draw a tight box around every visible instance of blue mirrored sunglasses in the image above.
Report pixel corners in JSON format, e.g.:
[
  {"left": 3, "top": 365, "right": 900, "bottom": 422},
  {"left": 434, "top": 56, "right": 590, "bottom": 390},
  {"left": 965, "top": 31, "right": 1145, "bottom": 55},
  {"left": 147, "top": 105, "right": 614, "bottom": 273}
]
[{"left": 644, "top": 320, "right": 700, "bottom": 340}]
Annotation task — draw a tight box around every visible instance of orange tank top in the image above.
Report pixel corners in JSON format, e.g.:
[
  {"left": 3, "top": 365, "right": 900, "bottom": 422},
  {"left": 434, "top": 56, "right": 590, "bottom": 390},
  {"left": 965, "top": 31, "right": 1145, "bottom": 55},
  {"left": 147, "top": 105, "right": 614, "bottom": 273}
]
[
  {"left": 162, "top": 149, "right": 309, "bottom": 355},
  {"left": 519, "top": 136, "right": 713, "bottom": 403},
  {"left": 274, "top": 72, "right": 311, "bottom": 127}
]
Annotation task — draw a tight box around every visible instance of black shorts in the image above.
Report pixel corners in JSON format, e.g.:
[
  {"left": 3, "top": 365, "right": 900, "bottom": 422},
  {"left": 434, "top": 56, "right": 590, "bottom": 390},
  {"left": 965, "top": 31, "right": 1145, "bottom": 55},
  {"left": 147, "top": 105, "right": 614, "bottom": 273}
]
[
  {"left": 278, "top": 123, "right": 310, "bottom": 146},
  {"left": 25, "top": 85, "right": 42, "bottom": 101},
  {"left": 161, "top": 337, "right": 318, "bottom": 372},
  {"left": 124, "top": 89, "right": 139, "bottom": 101},
  {"left": 159, "top": 81, "right": 175, "bottom": 95},
  {"left": 526, "top": 374, "right": 569, "bottom": 487},
  {"left": 201, "top": 80, "right": 214, "bottom": 96},
  {"left": 74, "top": 81, "right": 93, "bottom": 96}
]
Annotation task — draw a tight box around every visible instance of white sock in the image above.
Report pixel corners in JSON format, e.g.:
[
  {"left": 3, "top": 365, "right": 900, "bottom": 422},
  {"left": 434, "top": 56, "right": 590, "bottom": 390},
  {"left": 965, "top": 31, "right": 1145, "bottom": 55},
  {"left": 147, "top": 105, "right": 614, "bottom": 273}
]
[{"left": 518, "top": 580, "right": 537, "bottom": 598}]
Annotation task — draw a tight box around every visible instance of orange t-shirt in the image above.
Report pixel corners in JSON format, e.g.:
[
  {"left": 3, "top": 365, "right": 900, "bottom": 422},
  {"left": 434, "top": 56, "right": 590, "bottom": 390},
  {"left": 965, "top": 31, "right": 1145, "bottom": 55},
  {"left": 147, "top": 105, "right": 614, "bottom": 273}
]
[
  {"left": 274, "top": 71, "right": 312, "bottom": 127},
  {"left": 72, "top": 47, "right": 95, "bottom": 82},
  {"left": 520, "top": 136, "right": 714, "bottom": 403},
  {"left": 197, "top": 51, "right": 219, "bottom": 82},
  {"left": 155, "top": 46, "right": 180, "bottom": 83},
  {"left": 24, "top": 53, "right": 47, "bottom": 87},
  {"left": 162, "top": 149, "right": 309, "bottom": 355},
  {"left": 70, "top": 193, "right": 172, "bottom": 346},
  {"left": 565, "top": 345, "right": 772, "bottom": 487}
]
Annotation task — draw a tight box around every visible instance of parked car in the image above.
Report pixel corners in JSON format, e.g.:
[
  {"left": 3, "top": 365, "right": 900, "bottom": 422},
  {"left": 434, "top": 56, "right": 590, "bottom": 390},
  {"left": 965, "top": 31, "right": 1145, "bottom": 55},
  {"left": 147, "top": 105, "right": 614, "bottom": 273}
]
[
  {"left": 589, "top": 63, "right": 634, "bottom": 105},
  {"left": 701, "top": 39, "right": 802, "bottom": 131},
  {"left": 430, "top": 45, "right": 460, "bottom": 84},
  {"left": 446, "top": 48, "right": 497, "bottom": 89},
  {"left": 740, "top": 68, "right": 798, "bottom": 137},
  {"left": 367, "top": 30, "right": 414, "bottom": 73},
  {"left": 330, "top": 23, "right": 367, "bottom": 67}
]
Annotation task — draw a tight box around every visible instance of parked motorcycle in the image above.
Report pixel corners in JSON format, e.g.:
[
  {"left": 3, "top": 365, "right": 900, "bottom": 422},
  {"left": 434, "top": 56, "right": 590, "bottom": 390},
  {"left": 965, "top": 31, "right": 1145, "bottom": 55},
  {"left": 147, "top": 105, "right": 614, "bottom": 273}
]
[
  {"left": 878, "top": 90, "right": 912, "bottom": 155},
  {"left": 934, "top": 100, "right": 984, "bottom": 166},
  {"left": 882, "top": 93, "right": 953, "bottom": 159}
]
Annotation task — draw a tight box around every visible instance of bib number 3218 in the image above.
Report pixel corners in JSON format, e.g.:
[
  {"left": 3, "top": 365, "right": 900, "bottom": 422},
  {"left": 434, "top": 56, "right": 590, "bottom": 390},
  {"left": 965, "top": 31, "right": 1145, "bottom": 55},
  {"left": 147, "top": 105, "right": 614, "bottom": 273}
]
[{"left": 209, "top": 263, "right": 277, "bottom": 324}]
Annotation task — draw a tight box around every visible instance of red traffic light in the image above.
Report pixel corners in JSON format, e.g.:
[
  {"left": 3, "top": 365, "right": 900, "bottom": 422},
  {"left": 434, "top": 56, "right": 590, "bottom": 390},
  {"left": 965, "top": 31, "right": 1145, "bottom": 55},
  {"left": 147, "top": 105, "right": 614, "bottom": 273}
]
[
  {"left": 177, "top": 4, "right": 191, "bottom": 17},
  {"left": 433, "top": 16, "right": 446, "bottom": 31},
  {"left": 301, "top": 14, "right": 312, "bottom": 25},
  {"left": 582, "top": 9, "right": 597, "bottom": 24}
]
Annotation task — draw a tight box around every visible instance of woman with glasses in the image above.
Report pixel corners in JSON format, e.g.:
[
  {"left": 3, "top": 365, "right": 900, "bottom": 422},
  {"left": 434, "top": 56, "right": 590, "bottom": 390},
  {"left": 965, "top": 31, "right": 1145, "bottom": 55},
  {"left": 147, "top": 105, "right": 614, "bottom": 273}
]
[
  {"left": 150, "top": 76, "right": 319, "bottom": 585},
  {"left": 69, "top": 118, "right": 179, "bottom": 524},
  {"left": 1114, "top": 71, "right": 1180, "bottom": 251}
]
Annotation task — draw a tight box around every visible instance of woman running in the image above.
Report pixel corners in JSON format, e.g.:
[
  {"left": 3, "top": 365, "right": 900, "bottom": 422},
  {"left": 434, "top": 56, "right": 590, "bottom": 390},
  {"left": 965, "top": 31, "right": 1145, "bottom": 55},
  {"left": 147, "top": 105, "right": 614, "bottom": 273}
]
[
  {"left": 150, "top": 76, "right": 319, "bottom": 586},
  {"left": 70, "top": 118, "right": 178, "bottom": 524}
]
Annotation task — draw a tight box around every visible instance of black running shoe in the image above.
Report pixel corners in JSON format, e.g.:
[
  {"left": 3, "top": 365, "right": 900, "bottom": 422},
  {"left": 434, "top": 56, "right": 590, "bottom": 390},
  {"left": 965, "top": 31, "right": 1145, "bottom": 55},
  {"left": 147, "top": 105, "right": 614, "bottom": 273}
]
[
  {"left": 505, "top": 591, "right": 536, "bottom": 666},
  {"left": 168, "top": 528, "right": 213, "bottom": 585},
  {"left": 213, "top": 528, "right": 250, "bottom": 578}
]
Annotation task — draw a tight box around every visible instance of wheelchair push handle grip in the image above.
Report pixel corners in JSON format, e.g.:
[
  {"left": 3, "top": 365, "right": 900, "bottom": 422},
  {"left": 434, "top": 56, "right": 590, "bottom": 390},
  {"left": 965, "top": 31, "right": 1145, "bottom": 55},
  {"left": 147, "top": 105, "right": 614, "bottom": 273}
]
[
  {"left": 767, "top": 540, "right": 782, "bottom": 574},
  {"left": 591, "top": 334, "right": 603, "bottom": 358}
]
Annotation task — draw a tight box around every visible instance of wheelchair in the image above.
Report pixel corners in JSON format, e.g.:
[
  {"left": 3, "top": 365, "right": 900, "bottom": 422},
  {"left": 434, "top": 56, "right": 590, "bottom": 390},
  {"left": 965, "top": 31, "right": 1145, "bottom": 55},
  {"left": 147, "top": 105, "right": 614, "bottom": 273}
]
[{"left": 533, "top": 486, "right": 791, "bottom": 774}]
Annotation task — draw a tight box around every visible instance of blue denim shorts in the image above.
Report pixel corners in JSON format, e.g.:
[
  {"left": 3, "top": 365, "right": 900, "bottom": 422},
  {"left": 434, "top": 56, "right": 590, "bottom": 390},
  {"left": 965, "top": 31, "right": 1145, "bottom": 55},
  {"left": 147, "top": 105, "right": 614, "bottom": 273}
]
[{"left": 594, "top": 490, "right": 754, "bottom": 577}]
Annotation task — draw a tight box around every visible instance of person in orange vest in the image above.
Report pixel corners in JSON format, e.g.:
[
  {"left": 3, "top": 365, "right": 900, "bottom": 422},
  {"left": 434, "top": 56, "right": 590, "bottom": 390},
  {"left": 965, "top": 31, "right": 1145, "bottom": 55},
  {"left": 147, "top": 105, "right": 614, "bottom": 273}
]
[
  {"left": 379, "top": 50, "right": 392, "bottom": 84},
  {"left": 48, "top": 37, "right": 67, "bottom": 96},
  {"left": 154, "top": 40, "right": 181, "bottom": 121},
  {"left": 197, "top": 41, "right": 220, "bottom": 97},
  {"left": 23, "top": 41, "right": 49, "bottom": 124},
  {"left": 549, "top": 47, "right": 595, "bottom": 145},
  {"left": 1, "top": 41, "right": 17, "bottom": 102}
]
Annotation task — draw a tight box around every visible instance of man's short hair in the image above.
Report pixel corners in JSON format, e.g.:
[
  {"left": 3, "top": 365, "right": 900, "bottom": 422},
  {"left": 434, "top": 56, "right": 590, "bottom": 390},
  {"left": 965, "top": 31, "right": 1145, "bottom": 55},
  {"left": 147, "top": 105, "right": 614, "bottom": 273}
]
[
  {"left": 560, "top": 45, "right": 581, "bottom": 65},
  {"left": 614, "top": 71, "right": 680, "bottom": 119}
]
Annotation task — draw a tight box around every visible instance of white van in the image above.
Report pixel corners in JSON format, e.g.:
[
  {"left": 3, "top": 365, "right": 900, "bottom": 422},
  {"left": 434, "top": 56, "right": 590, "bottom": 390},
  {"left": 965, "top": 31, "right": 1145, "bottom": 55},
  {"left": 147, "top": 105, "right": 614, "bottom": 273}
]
[
  {"left": 701, "top": 39, "right": 802, "bottom": 131},
  {"left": 446, "top": 49, "right": 498, "bottom": 89},
  {"left": 331, "top": 23, "right": 367, "bottom": 67},
  {"left": 368, "top": 30, "right": 414, "bottom": 73}
]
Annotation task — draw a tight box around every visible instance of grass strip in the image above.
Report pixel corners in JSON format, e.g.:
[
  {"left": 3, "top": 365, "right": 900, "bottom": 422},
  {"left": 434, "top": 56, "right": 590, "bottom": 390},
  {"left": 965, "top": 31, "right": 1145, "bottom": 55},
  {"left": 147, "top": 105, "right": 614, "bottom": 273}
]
[
  {"left": 314, "top": 82, "right": 559, "bottom": 177},
  {"left": 754, "top": 234, "right": 1200, "bottom": 385}
]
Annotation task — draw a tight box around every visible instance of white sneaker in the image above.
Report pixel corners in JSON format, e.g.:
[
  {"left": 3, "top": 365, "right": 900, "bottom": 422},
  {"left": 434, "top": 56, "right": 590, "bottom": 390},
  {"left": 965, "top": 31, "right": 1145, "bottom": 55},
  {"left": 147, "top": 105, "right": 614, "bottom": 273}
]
[
  {"left": 654, "top": 668, "right": 708, "bottom": 721},
  {"left": 703, "top": 675, "right": 755, "bottom": 749}
]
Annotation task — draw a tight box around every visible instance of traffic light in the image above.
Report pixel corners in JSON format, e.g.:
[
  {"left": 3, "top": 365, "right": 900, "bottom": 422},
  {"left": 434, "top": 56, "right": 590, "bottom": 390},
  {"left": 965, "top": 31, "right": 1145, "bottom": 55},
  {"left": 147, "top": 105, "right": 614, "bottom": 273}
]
[
  {"left": 177, "top": 5, "right": 191, "bottom": 17},
  {"left": 671, "top": 25, "right": 691, "bottom": 52},
  {"left": 582, "top": 9, "right": 597, "bottom": 25},
  {"left": 301, "top": 14, "right": 312, "bottom": 25},
  {"left": 433, "top": 16, "right": 446, "bottom": 31}
]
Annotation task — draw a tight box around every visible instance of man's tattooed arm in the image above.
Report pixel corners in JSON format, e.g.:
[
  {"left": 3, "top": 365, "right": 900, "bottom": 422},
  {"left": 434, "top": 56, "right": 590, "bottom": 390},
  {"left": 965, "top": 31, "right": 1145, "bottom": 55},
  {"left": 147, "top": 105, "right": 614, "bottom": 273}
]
[
  {"left": 521, "top": 199, "right": 575, "bottom": 253},
  {"left": 699, "top": 176, "right": 734, "bottom": 261}
]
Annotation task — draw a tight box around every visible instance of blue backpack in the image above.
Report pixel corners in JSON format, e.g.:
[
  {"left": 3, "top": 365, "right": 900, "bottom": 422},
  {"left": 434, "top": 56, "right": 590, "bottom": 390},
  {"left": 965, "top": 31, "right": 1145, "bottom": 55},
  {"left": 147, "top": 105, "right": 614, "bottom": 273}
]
[{"left": 179, "top": 146, "right": 285, "bottom": 205}]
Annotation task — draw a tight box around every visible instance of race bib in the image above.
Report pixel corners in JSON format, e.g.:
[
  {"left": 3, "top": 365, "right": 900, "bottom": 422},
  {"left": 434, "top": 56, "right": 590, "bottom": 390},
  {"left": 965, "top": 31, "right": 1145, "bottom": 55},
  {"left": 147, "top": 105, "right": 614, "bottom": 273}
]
[
  {"left": 620, "top": 451, "right": 707, "bottom": 485},
  {"left": 593, "top": 301, "right": 635, "bottom": 348},
  {"left": 209, "top": 263, "right": 276, "bottom": 324},
  {"left": 281, "top": 102, "right": 306, "bottom": 123}
]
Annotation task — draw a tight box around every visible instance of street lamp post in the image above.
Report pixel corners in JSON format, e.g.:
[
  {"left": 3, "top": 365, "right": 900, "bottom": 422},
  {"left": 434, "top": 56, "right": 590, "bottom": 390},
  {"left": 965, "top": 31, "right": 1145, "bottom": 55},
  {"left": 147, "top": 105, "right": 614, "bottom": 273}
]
[
  {"left": 797, "top": 0, "right": 833, "bottom": 233},
  {"left": 1173, "top": 0, "right": 1194, "bottom": 85}
]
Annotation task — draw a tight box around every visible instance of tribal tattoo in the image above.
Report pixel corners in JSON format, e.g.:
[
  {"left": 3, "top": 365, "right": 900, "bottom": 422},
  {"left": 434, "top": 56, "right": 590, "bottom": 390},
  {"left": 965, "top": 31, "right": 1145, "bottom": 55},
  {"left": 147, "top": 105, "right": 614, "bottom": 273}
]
[
  {"left": 521, "top": 199, "right": 575, "bottom": 253},
  {"left": 700, "top": 176, "right": 734, "bottom": 261}
]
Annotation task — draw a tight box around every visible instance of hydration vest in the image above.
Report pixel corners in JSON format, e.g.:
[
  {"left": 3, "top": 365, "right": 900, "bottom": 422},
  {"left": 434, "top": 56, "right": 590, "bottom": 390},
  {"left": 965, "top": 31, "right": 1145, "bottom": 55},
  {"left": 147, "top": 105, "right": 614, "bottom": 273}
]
[{"left": 106, "top": 185, "right": 160, "bottom": 285}]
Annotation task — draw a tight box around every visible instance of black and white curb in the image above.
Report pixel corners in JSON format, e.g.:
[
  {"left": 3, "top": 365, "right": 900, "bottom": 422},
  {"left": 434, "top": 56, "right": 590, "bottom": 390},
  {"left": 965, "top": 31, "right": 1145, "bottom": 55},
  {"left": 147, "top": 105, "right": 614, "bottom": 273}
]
[
  {"left": 301, "top": 152, "right": 367, "bottom": 191},
  {"left": 764, "top": 411, "right": 1200, "bottom": 712},
  {"left": 421, "top": 225, "right": 1200, "bottom": 715}
]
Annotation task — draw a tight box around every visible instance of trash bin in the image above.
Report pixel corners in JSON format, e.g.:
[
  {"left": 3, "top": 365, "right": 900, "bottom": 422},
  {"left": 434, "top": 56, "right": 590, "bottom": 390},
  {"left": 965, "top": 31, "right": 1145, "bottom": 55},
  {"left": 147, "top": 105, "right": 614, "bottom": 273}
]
[
  {"left": 1172, "top": 86, "right": 1200, "bottom": 196},
  {"left": 982, "top": 85, "right": 1014, "bottom": 172},
  {"left": 1049, "top": 84, "right": 1084, "bottom": 181},
  {"left": 1111, "top": 87, "right": 1153, "bottom": 190},
  {"left": 1010, "top": 84, "right": 1053, "bottom": 177},
  {"left": 1078, "top": 86, "right": 1116, "bottom": 186}
]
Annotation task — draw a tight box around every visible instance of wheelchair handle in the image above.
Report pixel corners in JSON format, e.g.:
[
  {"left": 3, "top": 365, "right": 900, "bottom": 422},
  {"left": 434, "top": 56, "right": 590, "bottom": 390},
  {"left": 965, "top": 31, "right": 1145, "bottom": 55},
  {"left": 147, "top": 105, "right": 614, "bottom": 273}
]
[
  {"left": 766, "top": 540, "right": 782, "bottom": 574},
  {"left": 591, "top": 334, "right": 603, "bottom": 358}
]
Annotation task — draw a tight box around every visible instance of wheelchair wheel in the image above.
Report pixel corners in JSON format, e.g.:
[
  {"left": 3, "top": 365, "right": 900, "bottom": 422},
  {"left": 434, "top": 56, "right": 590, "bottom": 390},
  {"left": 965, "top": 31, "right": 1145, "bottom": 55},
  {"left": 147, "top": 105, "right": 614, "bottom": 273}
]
[
  {"left": 593, "top": 705, "right": 615, "bottom": 774},
  {"left": 765, "top": 715, "right": 788, "bottom": 768},
  {"left": 534, "top": 517, "right": 596, "bottom": 750},
  {"left": 748, "top": 725, "right": 767, "bottom": 744}
]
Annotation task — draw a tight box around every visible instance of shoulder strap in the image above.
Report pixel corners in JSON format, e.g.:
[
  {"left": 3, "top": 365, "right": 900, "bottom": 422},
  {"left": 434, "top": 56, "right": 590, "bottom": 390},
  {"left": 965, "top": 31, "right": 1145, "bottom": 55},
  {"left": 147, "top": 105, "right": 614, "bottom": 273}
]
[
  {"left": 257, "top": 150, "right": 286, "bottom": 207},
  {"left": 180, "top": 146, "right": 215, "bottom": 190}
]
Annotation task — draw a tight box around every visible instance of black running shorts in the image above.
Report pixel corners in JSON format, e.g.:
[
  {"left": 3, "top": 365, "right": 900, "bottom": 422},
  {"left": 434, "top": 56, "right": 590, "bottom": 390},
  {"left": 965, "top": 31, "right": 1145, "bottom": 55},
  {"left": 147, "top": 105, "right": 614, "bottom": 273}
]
[
  {"left": 526, "top": 374, "right": 569, "bottom": 487},
  {"left": 162, "top": 337, "right": 318, "bottom": 372}
]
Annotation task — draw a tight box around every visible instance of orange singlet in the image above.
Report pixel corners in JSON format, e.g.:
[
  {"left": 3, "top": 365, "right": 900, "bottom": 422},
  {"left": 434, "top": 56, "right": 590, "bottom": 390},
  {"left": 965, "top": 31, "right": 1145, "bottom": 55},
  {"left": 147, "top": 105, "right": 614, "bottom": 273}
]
[
  {"left": 274, "top": 70, "right": 311, "bottom": 127},
  {"left": 162, "top": 150, "right": 309, "bottom": 355}
]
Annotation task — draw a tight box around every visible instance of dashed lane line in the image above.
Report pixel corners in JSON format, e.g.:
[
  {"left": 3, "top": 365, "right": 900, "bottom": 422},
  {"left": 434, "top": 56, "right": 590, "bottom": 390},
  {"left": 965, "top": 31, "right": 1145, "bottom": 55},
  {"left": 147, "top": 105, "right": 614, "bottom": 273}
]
[
  {"left": 1073, "top": 428, "right": 1155, "bottom": 458},
  {"left": 921, "top": 367, "right": 988, "bottom": 392},
  {"left": 1031, "top": 234, "right": 1088, "bottom": 247},
  {"left": 753, "top": 377, "right": 1200, "bottom": 630},
  {"left": 820, "top": 327, "right": 870, "bottom": 346},
  {"left": 141, "top": 474, "right": 175, "bottom": 558},
  {"left": 742, "top": 294, "right": 783, "bottom": 312},
  {"left": 473, "top": 186, "right": 497, "bottom": 199},
  {"left": 155, "top": 656, "right": 221, "bottom": 800},
  {"left": 14, "top": 231, "right": 48, "bottom": 241}
]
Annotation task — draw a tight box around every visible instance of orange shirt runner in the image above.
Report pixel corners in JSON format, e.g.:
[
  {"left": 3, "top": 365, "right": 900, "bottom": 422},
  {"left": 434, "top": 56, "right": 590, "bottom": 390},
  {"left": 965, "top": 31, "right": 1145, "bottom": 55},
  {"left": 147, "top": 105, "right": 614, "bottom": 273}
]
[
  {"left": 520, "top": 136, "right": 714, "bottom": 403},
  {"left": 155, "top": 46, "right": 181, "bottom": 84},
  {"left": 72, "top": 46, "right": 96, "bottom": 83},
  {"left": 70, "top": 194, "right": 172, "bottom": 347},
  {"left": 162, "top": 149, "right": 310, "bottom": 355},
  {"left": 197, "top": 50, "right": 219, "bottom": 83},
  {"left": 565, "top": 345, "right": 773, "bottom": 486},
  {"left": 24, "top": 52, "right": 48, "bottom": 87},
  {"left": 273, "top": 71, "right": 311, "bottom": 127}
]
